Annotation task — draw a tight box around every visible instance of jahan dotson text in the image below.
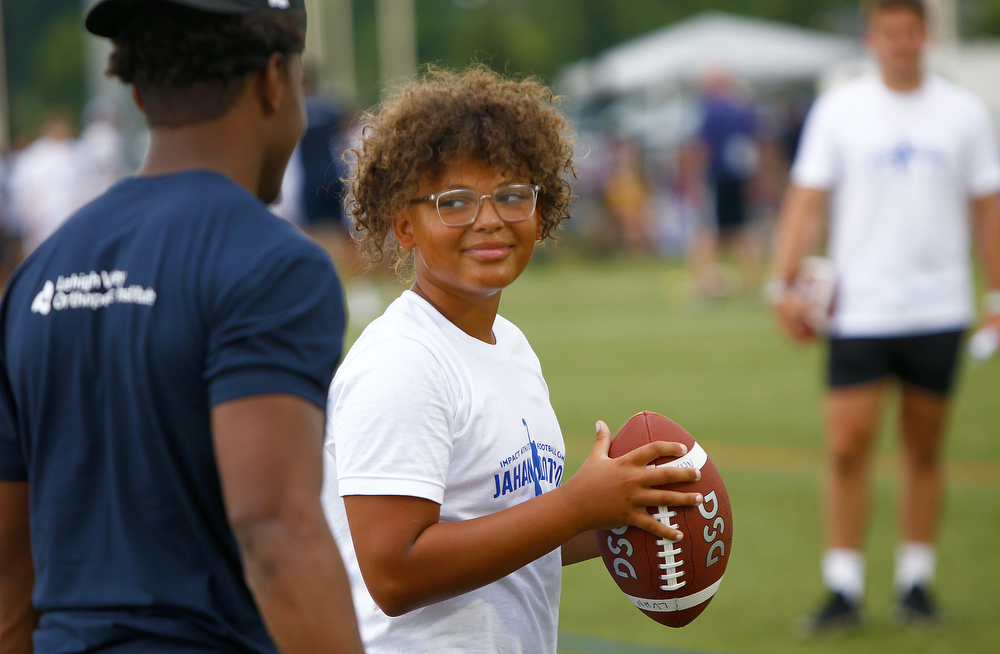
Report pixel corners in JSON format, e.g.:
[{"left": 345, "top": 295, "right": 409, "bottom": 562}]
[{"left": 493, "top": 426, "right": 564, "bottom": 499}]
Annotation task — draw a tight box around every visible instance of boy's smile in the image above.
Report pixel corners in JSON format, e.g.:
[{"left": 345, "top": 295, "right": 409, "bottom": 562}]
[{"left": 393, "top": 157, "right": 540, "bottom": 338}]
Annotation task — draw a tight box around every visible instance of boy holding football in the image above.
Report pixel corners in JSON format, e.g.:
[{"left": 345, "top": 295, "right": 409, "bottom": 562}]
[{"left": 322, "top": 65, "right": 704, "bottom": 653}]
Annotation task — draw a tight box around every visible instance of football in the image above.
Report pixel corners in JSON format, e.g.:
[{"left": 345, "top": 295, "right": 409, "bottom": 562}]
[
  {"left": 596, "top": 411, "right": 733, "bottom": 628},
  {"left": 793, "top": 255, "right": 837, "bottom": 333}
]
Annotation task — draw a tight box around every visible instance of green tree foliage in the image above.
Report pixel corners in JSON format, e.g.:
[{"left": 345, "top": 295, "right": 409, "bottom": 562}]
[
  {"left": 6, "top": 0, "right": 1000, "bottom": 133},
  {"left": 4, "top": 0, "right": 85, "bottom": 143},
  {"left": 350, "top": 0, "right": 861, "bottom": 102}
]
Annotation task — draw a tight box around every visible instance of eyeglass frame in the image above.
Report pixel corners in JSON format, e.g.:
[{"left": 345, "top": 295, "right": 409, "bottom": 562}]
[{"left": 408, "top": 184, "right": 542, "bottom": 227}]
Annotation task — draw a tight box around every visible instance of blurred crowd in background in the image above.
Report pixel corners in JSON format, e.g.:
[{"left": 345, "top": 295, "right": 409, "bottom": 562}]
[{"left": 0, "top": 58, "right": 813, "bottom": 311}]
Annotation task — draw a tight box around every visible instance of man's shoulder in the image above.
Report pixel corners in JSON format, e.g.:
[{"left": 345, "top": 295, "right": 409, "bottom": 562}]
[{"left": 925, "top": 74, "right": 992, "bottom": 116}]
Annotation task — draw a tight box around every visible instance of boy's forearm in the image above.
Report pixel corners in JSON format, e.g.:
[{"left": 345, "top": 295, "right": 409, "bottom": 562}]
[
  {"left": 562, "top": 530, "right": 601, "bottom": 566},
  {"left": 354, "top": 484, "right": 587, "bottom": 617}
]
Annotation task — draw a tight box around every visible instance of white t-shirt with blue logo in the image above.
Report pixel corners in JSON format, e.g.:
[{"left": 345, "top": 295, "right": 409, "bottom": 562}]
[
  {"left": 322, "top": 290, "right": 565, "bottom": 654},
  {"left": 792, "top": 72, "right": 1000, "bottom": 337}
]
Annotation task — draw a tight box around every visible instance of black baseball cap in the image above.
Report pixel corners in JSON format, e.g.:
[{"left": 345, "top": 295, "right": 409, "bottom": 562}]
[{"left": 85, "top": 0, "right": 306, "bottom": 38}]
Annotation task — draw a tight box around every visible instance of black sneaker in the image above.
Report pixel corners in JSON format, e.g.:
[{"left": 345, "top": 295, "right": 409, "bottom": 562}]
[
  {"left": 800, "top": 591, "right": 863, "bottom": 635},
  {"left": 896, "top": 584, "right": 943, "bottom": 625}
]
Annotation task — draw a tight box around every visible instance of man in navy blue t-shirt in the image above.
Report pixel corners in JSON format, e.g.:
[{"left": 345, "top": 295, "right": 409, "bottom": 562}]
[{"left": 0, "top": 2, "right": 364, "bottom": 653}]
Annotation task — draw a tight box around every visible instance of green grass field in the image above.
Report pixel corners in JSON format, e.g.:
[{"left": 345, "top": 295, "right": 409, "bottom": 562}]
[{"left": 356, "top": 253, "right": 1000, "bottom": 654}]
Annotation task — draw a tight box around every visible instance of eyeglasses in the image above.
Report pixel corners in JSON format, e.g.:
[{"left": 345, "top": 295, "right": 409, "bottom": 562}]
[{"left": 409, "top": 184, "right": 541, "bottom": 227}]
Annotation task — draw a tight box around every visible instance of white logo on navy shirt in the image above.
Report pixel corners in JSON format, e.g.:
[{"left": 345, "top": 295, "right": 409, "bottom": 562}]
[
  {"left": 31, "top": 270, "right": 157, "bottom": 315},
  {"left": 31, "top": 281, "right": 54, "bottom": 315}
]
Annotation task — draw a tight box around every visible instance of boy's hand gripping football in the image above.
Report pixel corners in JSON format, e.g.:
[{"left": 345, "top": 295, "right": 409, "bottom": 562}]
[{"left": 561, "top": 420, "right": 703, "bottom": 543}]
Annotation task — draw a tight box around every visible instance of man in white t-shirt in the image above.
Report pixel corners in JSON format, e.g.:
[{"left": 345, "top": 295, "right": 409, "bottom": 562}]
[{"left": 769, "top": 0, "right": 1000, "bottom": 632}]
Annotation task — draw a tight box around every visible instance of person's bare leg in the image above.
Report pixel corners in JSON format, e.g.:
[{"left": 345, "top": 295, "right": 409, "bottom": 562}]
[
  {"left": 898, "top": 384, "right": 949, "bottom": 544},
  {"left": 824, "top": 381, "right": 887, "bottom": 551},
  {"left": 892, "top": 383, "right": 950, "bottom": 621},
  {"left": 689, "top": 227, "right": 721, "bottom": 297},
  {"left": 803, "top": 381, "right": 887, "bottom": 631},
  {"left": 731, "top": 226, "right": 763, "bottom": 295}
]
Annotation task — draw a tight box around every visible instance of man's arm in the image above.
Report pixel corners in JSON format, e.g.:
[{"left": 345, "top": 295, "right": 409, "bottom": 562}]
[
  {"left": 769, "top": 185, "right": 830, "bottom": 342},
  {"left": 971, "top": 193, "right": 1000, "bottom": 331},
  {"left": 212, "top": 394, "right": 364, "bottom": 654},
  {"left": 0, "top": 481, "right": 38, "bottom": 654}
]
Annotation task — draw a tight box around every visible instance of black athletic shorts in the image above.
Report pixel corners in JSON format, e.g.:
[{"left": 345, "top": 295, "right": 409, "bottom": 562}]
[
  {"left": 713, "top": 177, "right": 747, "bottom": 232},
  {"left": 827, "top": 329, "right": 965, "bottom": 396}
]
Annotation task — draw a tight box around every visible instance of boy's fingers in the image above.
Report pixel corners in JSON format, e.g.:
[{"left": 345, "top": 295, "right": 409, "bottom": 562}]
[
  {"left": 634, "top": 489, "right": 703, "bottom": 509},
  {"left": 624, "top": 440, "right": 687, "bottom": 465},
  {"left": 591, "top": 420, "right": 611, "bottom": 457},
  {"left": 631, "top": 513, "right": 683, "bottom": 542},
  {"left": 644, "top": 465, "right": 701, "bottom": 486}
]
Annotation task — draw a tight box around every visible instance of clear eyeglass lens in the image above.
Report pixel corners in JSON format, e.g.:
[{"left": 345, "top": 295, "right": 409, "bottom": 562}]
[
  {"left": 493, "top": 185, "right": 537, "bottom": 221},
  {"left": 436, "top": 190, "right": 480, "bottom": 225},
  {"left": 434, "top": 185, "right": 537, "bottom": 225}
]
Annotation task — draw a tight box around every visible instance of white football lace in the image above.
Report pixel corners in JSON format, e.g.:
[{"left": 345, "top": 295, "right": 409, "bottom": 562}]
[{"left": 653, "top": 506, "right": 686, "bottom": 591}]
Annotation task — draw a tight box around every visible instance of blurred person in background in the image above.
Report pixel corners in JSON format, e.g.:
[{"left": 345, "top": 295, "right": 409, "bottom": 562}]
[
  {"left": 0, "top": 0, "right": 365, "bottom": 653},
  {"left": 275, "top": 83, "right": 382, "bottom": 328},
  {"left": 770, "top": 0, "right": 1000, "bottom": 632},
  {"left": 602, "top": 137, "right": 652, "bottom": 253},
  {"left": 0, "top": 155, "right": 20, "bottom": 289},
  {"left": 9, "top": 112, "right": 79, "bottom": 255},
  {"left": 75, "top": 95, "right": 128, "bottom": 207},
  {"left": 689, "top": 69, "right": 764, "bottom": 298},
  {"left": 9, "top": 101, "right": 127, "bottom": 261}
]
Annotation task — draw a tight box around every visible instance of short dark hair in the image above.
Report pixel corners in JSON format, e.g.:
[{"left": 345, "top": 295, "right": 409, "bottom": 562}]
[
  {"left": 863, "top": 0, "right": 926, "bottom": 22},
  {"left": 106, "top": 2, "right": 305, "bottom": 128}
]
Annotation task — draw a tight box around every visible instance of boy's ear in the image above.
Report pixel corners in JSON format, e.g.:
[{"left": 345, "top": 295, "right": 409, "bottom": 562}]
[
  {"left": 258, "top": 52, "right": 286, "bottom": 116},
  {"left": 392, "top": 209, "right": 417, "bottom": 250}
]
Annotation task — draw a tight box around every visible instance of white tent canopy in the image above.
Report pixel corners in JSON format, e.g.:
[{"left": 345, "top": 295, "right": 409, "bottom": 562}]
[{"left": 565, "top": 12, "right": 860, "bottom": 100}]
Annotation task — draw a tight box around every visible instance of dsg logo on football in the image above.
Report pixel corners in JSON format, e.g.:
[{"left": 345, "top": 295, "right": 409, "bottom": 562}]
[
  {"left": 606, "top": 526, "right": 637, "bottom": 580},
  {"left": 698, "top": 490, "right": 726, "bottom": 567}
]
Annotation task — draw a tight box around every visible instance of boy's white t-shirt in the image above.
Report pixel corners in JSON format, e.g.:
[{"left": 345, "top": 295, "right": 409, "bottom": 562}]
[
  {"left": 791, "top": 73, "right": 1000, "bottom": 337},
  {"left": 322, "top": 290, "right": 566, "bottom": 654}
]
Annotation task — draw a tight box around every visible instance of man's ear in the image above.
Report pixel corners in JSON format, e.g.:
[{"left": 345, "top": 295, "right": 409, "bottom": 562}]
[
  {"left": 392, "top": 208, "right": 417, "bottom": 250},
  {"left": 258, "top": 52, "right": 286, "bottom": 117}
]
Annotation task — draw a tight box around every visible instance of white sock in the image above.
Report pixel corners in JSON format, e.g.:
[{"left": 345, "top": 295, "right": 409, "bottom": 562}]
[
  {"left": 895, "top": 542, "right": 935, "bottom": 592},
  {"left": 822, "top": 548, "right": 865, "bottom": 602}
]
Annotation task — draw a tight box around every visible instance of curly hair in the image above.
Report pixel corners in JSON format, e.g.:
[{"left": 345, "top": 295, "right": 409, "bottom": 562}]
[
  {"left": 346, "top": 65, "right": 576, "bottom": 276},
  {"left": 106, "top": 2, "right": 305, "bottom": 128}
]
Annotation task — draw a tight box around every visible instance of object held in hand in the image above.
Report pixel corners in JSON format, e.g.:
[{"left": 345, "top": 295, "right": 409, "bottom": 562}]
[
  {"left": 792, "top": 256, "right": 837, "bottom": 333},
  {"left": 968, "top": 326, "right": 999, "bottom": 361},
  {"left": 596, "top": 411, "right": 733, "bottom": 628}
]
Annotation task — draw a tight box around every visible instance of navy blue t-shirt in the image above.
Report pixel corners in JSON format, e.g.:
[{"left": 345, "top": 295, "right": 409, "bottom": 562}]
[
  {"left": 699, "top": 94, "right": 759, "bottom": 181},
  {"left": 0, "top": 170, "right": 346, "bottom": 654}
]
